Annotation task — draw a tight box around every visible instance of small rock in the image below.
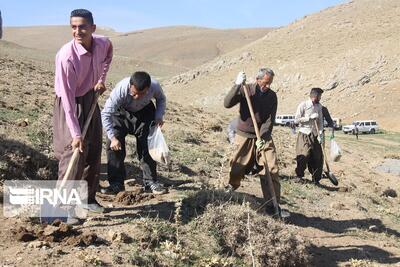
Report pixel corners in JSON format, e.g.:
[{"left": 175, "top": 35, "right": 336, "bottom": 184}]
[
  {"left": 43, "top": 225, "right": 59, "bottom": 236},
  {"left": 51, "top": 219, "right": 62, "bottom": 227},
  {"left": 66, "top": 231, "right": 97, "bottom": 247},
  {"left": 16, "top": 119, "right": 29, "bottom": 127},
  {"left": 28, "top": 241, "right": 49, "bottom": 249},
  {"left": 81, "top": 231, "right": 97, "bottom": 246},
  {"left": 358, "top": 75, "right": 371, "bottom": 86},
  {"left": 58, "top": 223, "right": 72, "bottom": 233},
  {"left": 53, "top": 248, "right": 65, "bottom": 256},
  {"left": 381, "top": 188, "right": 397, "bottom": 198},
  {"left": 17, "top": 232, "right": 36, "bottom": 242},
  {"left": 338, "top": 186, "right": 350, "bottom": 193},
  {"left": 108, "top": 230, "right": 131, "bottom": 243}
]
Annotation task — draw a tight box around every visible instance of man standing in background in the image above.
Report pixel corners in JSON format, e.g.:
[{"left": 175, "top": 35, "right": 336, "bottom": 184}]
[
  {"left": 294, "top": 88, "right": 324, "bottom": 184},
  {"left": 53, "top": 9, "right": 113, "bottom": 219}
]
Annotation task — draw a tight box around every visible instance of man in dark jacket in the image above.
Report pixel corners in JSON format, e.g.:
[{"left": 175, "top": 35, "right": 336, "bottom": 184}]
[{"left": 224, "top": 68, "right": 286, "bottom": 217}]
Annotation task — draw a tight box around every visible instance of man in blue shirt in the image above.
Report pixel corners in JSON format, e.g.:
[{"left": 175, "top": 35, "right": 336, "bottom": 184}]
[{"left": 101, "top": 71, "right": 167, "bottom": 194}]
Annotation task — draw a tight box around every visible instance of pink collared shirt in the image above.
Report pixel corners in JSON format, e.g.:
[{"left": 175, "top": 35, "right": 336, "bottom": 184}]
[{"left": 54, "top": 34, "right": 113, "bottom": 138}]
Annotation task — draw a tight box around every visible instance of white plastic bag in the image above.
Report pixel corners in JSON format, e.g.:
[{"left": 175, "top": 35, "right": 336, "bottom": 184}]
[
  {"left": 330, "top": 138, "right": 342, "bottom": 162},
  {"left": 148, "top": 126, "right": 170, "bottom": 165}
]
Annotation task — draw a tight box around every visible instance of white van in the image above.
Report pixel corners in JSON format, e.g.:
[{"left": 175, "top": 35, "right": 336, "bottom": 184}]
[
  {"left": 342, "top": 120, "right": 379, "bottom": 134},
  {"left": 275, "top": 114, "right": 295, "bottom": 126}
]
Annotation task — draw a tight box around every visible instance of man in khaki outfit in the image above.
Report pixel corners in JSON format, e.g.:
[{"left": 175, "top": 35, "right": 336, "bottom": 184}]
[
  {"left": 294, "top": 88, "right": 325, "bottom": 184},
  {"left": 224, "top": 68, "right": 287, "bottom": 217}
]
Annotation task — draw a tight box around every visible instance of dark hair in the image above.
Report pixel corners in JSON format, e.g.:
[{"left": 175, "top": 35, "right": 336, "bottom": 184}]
[
  {"left": 130, "top": 71, "right": 151, "bottom": 91},
  {"left": 310, "top": 87, "right": 324, "bottom": 97},
  {"left": 70, "top": 9, "right": 94, "bottom": 24}
]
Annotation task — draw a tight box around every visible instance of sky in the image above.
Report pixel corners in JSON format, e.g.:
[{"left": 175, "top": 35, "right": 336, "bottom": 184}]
[{"left": 0, "top": 0, "right": 345, "bottom": 32}]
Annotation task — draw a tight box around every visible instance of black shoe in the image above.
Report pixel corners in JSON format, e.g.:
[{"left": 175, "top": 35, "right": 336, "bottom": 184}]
[
  {"left": 265, "top": 205, "right": 280, "bottom": 218},
  {"left": 144, "top": 181, "right": 167, "bottom": 195},
  {"left": 312, "top": 178, "right": 321, "bottom": 185},
  {"left": 265, "top": 206, "right": 290, "bottom": 219},
  {"left": 100, "top": 184, "right": 125, "bottom": 195}
]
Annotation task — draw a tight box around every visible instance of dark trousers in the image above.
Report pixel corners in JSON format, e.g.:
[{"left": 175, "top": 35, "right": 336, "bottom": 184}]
[
  {"left": 53, "top": 90, "right": 102, "bottom": 203},
  {"left": 295, "top": 132, "right": 323, "bottom": 182},
  {"left": 229, "top": 134, "right": 281, "bottom": 205},
  {"left": 106, "top": 102, "right": 157, "bottom": 187}
]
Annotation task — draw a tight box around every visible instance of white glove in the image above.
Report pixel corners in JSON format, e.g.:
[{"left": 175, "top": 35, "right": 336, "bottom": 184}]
[
  {"left": 235, "top": 71, "right": 246, "bottom": 85},
  {"left": 309, "top": 113, "right": 319, "bottom": 120}
]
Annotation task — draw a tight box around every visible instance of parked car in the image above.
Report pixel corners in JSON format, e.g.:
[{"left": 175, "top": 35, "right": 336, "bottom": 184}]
[
  {"left": 342, "top": 120, "right": 379, "bottom": 134},
  {"left": 275, "top": 114, "right": 295, "bottom": 126}
]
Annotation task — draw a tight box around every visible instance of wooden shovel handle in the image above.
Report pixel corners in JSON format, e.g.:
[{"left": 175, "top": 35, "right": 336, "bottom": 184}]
[{"left": 60, "top": 92, "right": 100, "bottom": 187}]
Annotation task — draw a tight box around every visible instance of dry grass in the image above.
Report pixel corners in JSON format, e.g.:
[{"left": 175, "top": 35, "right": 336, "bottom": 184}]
[
  {"left": 194, "top": 203, "right": 311, "bottom": 267},
  {"left": 128, "top": 190, "right": 311, "bottom": 267}
]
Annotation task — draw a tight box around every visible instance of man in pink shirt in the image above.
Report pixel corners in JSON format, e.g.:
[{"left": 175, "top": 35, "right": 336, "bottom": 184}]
[{"left": 53, "top": 9, "right": 113, "bottom": 218}]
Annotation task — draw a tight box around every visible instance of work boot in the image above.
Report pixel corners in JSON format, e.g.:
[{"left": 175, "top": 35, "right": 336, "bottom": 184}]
[{"left": 265, "top": 205, "right": 290, "bottom": 219}]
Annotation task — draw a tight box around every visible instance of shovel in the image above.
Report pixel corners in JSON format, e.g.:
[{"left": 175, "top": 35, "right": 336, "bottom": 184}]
[
  {"left": 314, "top": 120, "right": 339, "bottom": 186},
  {"left": 242, "top": 84, "right": 280, "bottom": 217},
  {"left": 40, "top": 92, "right": 100, "bottom": 223}
]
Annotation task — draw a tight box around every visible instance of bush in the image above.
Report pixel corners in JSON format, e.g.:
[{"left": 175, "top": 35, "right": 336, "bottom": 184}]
[{"left": 193, "top": 203, "right": 311, "bottom": 267}]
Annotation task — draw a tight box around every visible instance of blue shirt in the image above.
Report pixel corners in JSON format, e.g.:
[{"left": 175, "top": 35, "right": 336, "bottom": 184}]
[{"left": 101, "top": 77, "right": 166, "bottom": 140}]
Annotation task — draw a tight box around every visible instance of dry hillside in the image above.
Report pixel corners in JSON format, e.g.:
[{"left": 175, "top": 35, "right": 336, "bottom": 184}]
[
  {"left": 165, "top": 0, "right": 400, "bottom": 132},
  {"left": 111, "top": 26, "right": 272, "bottom": 69},
  {"left": 3, "top": 25, "right": 272, "bottom": 78}
]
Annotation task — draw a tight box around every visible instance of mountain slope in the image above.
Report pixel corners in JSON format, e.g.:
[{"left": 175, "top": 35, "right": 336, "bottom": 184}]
[
  {"left": 164, "top": 0, "right": 400, "bottom": 131},
  {"left": 3, "top": 25, "right": 272, "bottom": 73}
]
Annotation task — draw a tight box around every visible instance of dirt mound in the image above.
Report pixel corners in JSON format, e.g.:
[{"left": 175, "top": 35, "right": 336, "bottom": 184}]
[
  {"left": 114, "top": 187, "right": 155, "bottom": 205},
  {"left": 14, "top": 220, "right": 100, "bottom": 247}
]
